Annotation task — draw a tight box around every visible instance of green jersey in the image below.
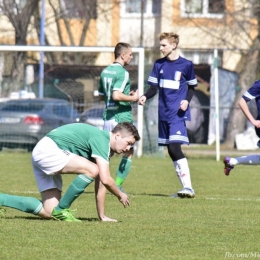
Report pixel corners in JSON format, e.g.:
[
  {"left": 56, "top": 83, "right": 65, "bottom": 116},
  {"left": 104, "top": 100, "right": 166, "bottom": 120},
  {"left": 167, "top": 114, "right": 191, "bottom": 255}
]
[
  {"left": 98, "top": 63, "right": 133, "bottom": 123},
  {"left": 46, "top": 123, "right": 110, "bottom": 163}
]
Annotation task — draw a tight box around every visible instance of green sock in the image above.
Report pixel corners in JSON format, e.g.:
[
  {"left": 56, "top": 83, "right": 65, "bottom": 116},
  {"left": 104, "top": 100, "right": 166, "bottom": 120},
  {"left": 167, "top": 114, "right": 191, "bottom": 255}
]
[
  {"left": 115, "top": 158, "right": 132, "bottom": 187},
  {"left": 0, "top": 193, "right": 43, "bottom": 215},
  {"left": 55, "top": 174, "right": 94, "bottom": 211}
]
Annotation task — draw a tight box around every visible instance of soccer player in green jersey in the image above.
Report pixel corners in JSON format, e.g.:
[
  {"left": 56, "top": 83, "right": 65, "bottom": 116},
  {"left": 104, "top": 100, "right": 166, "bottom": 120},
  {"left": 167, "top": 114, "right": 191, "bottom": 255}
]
[
  {"left": 0, "top": 122, "right": 140, "bottom": 222},
  {"left": 98, "top": 42, "right": 139, "bottom": 193}
]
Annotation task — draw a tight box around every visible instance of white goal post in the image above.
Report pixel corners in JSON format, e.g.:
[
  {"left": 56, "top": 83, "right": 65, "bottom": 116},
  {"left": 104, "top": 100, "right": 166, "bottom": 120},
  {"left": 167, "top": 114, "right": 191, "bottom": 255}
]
[{"left": 0, "top": 45, "right": 145, "bottom": 157}]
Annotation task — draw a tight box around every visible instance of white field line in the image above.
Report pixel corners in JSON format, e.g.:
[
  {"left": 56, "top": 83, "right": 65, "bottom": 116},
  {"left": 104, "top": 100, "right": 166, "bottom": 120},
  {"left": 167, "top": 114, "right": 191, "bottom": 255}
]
[{"left": 206, "top": 197, "right": 260, "bottom": 202}]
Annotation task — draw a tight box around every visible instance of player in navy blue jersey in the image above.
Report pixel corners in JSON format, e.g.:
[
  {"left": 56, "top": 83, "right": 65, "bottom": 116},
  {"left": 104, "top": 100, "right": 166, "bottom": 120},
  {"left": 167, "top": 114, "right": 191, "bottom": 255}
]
[
  {"left": 139, "top": 32, "right": 197, "bottom": 198},
  {"left": 224, "top": 79, "right": 260, "bottom": 175}
]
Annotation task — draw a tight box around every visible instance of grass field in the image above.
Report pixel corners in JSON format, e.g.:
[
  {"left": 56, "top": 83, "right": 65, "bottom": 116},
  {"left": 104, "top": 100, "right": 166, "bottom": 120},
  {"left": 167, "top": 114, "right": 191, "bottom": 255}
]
[{"left": 1, "top": 150, "right": 260, "bottom": 260}]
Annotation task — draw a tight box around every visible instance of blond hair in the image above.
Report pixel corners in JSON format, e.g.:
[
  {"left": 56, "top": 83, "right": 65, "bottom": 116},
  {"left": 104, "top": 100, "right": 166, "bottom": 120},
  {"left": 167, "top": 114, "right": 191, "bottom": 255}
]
[{"left": 159, "top": 32, "right": 179, "bottom": 46}]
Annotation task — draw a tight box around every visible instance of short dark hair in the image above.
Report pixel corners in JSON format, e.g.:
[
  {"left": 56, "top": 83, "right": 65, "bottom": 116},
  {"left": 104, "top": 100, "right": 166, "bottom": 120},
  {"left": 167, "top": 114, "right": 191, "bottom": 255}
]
[
  {"left": 112, "top": 122, "right": 140, "bottom": 141},
  {"left": 114, "top": 42, "right": 131, "bottom": 59}
]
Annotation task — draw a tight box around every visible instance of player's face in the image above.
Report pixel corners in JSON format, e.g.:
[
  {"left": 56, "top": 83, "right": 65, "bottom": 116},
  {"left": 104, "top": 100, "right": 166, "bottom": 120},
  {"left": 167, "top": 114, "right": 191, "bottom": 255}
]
[
  {"left": 113, "top": 133, "right": 135, "bottom": 154},
  {"left": 122, "top": 48, "right": 133, "bottom": 65},
  {"left": 160, "top": 39, "right": 176, "bottom": 57}
]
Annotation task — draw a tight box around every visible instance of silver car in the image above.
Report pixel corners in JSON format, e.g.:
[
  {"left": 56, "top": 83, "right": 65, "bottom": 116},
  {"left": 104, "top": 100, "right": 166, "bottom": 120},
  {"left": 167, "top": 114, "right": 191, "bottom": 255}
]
[
  {"left": 0, "top": 98, "right": 80, "bottom": 151},
  {"left": 79, "top": 105, "right": 105, "bottom": 130}
]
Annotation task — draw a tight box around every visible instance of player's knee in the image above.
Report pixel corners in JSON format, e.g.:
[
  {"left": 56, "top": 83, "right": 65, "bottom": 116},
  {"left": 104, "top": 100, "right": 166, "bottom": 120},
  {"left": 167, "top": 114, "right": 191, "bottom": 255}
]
[
  {"left": 168, "top": 143, "right": 185, "bottom": 161},
  {"left": 87, "top": 164, "right": 99, "bottom": 179},
  {"left": 37, "top": 208, "right": 53, "bottom": 219}
]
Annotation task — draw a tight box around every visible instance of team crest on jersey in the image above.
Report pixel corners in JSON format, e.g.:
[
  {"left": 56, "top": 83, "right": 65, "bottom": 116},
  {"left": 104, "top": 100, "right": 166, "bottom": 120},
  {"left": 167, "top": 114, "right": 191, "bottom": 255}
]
[
  {"left": 160, "top": 70, "right": 163, "bottom": 73},
  {"left": 174, "top": 71, "right": 182, "bottom": 81}
]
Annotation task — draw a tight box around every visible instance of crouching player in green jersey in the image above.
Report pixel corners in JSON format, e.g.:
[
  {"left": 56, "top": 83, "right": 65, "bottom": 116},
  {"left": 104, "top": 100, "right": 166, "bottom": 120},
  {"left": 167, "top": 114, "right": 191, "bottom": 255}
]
[
  {"left": 0, "top": 122, "right": 140, "bottom": 222},
  {"left": 98, "top": 42, "right": 139, "bottom": 193}
]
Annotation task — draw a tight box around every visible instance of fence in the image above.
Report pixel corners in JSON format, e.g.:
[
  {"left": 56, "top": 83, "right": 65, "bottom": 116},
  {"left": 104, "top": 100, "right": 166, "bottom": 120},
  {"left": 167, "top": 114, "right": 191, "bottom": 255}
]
[
  {"left": 0, "top": 46, "right": 148, "bottom": 155},
  {"left": 0, "top": 46, "right": 257, "bottom": 157}
]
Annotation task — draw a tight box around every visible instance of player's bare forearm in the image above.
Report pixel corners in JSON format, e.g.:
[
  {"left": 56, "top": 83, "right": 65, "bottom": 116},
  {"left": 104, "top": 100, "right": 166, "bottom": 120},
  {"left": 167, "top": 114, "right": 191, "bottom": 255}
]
[
  {"left": 94, "top": 178, "right": 118, "bottom": 222},
  {"left": 112, "top": 90, "right": 139, "bottom": 102},
  {"left": 94, "top": 177, "right": 106, "bottom": 219},
  {"left": 238, "top": 98, "right": 256, "bottom": 125},
  {"left": 96, "top": 159, "right": 130, "bottom": 207}
]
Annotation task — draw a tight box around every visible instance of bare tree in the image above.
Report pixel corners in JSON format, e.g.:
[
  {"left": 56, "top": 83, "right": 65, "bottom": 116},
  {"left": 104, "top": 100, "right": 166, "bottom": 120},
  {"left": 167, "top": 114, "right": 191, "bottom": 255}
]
[
  {"left": 1, "top": 0, "right": 39, "bottom": 88},
  {"left": 224, "top": 1, "right": 260, "bottom": 147},
  {"left": 183, "top": 1, "right": 260, "bottom": 148},
  {"left": 39, "top": 0, "right": 122, "bottom": 64}
]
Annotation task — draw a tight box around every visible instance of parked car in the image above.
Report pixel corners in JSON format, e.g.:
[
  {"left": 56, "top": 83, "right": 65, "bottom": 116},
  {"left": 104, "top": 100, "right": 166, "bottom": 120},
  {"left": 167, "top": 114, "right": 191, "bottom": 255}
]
[
  {"left": 0, "top": 98, "right": 80, "bottom": 151},
  {"left": 80, "top": 105, "right": 105, "bottom": 129}
]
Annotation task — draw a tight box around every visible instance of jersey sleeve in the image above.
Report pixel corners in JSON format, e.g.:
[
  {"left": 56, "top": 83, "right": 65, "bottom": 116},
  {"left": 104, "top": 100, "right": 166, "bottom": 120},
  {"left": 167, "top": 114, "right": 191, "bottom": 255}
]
[
  {"left": 243, "top": 80, "right": 260, "bottom": 101},
  {"left": 88, "top": 136, "right": 110, "bottom": 163},
  {"left": 186, "top": 62, "right": 198, "bottom": 87},
  {"left": 147, "top": 62, "right": 159, "bottom": 86},
  {"left": 113, "top": 70, "right": 129, "bottom": 92}
]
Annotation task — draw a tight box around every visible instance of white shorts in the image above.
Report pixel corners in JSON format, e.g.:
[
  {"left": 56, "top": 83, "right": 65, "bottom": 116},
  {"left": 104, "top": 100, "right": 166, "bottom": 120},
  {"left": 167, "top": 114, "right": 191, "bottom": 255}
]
[
  {"left": 32, "top": 136, "right": 76, "bottom": 192},
  {"left": 103, "top": 119, "right": 118, "bottom": 131}
]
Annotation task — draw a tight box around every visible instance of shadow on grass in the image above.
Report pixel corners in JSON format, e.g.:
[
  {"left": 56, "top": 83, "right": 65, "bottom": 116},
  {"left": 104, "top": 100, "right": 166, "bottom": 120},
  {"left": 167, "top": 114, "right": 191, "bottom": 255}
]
[
  {"left": 1, "top": 216, "right": 101, "bottom": 222},
  {"left": 127, "top": 192, "right": 178, "bottom": 197}
]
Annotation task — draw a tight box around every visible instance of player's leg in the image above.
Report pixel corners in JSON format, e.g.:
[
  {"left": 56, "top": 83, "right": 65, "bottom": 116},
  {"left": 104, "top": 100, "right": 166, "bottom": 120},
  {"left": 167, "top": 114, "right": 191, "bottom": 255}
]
[
  {"left": 34, "top": 163, "right": 62, "bottom": 220},
  {"left": 0, "top": 158, "right": 60, "bottom": 219},
  {"left": 115, "top": 148, "right": 133, "bottom": 191},
  {"left": 0, "top": 137, "right": 59, "bottom": 218},
  {"left": 224, "top": 128, "right": 260, "bottom": 175},
  {"left": 0, "top": 192, "right": 43, "bottom": 216},
  {"left": 223, "top": 155, "right": 260, "bottom": 175},
  {"left": 54, "top": 155, "right": 97, "bottom": 208},
  {"left": 162, "top": 120, "right": 195, "bottom": 198},
  {"left": 33, "top": 137, "right": 97, "bottom": 221},
  {"left": 167, "top": 143, "right": 194, "bottom": 197},
  {"left": 38, "top": 188, "right": 61, "bottom": 219}
]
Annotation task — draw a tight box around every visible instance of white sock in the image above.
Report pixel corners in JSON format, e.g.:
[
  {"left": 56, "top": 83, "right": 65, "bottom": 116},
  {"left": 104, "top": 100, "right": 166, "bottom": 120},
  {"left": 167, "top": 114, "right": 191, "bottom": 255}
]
[
  {"left": 175, "top": 158, "right": 193, "bottom": 190},
  {"left": 230, "top": 155, "right": 260, "bottom": 166},
  {"left": 173, "top": 161, "right": 184, "bottom": 187}
]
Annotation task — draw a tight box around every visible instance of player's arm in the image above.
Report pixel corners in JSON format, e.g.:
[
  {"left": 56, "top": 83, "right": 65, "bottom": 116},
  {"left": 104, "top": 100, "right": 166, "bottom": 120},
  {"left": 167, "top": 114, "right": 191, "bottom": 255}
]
[
  {"left": 238, "top": 97, "right": 260, "bottom": 128},
  {"left": 180, "top": 86, "right": 195, "bottom": 111},
  {"left": 112, "top": 89, "right": 139, "bottom": 102},
  {"left": 95, "top": 157, "right": 129, "bottom": 207},
  {"left": 94, "top": 176, "right": 117, "bottom": 222},
  {"left": 139, "top": 85, "right": 157, "bottom": 105}
]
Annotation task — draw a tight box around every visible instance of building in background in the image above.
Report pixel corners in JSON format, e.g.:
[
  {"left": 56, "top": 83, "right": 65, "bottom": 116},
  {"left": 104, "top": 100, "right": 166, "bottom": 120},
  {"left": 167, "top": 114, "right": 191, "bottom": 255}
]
[{"left": 0, "top": 0, "right": 258, "bottom": 147}]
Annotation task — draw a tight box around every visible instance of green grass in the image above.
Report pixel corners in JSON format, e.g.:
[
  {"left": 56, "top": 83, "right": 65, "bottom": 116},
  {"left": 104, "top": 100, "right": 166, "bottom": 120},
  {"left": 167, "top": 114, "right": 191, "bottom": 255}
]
[{"left": 1, "top": 151, "right": 260, "bottom": 260}]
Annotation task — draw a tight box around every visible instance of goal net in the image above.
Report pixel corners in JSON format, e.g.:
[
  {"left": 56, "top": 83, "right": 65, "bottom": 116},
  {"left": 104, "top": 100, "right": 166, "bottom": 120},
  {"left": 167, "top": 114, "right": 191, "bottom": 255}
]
[{"left": 0, "top": 45, "right": 163, "bottom": 157}]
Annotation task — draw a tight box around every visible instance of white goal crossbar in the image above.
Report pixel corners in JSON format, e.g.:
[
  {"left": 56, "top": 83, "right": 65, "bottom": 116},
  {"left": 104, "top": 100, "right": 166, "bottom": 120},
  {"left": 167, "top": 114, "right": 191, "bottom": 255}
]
[{"left": 0, "top": 45, "right": 145, "bottom": 157}]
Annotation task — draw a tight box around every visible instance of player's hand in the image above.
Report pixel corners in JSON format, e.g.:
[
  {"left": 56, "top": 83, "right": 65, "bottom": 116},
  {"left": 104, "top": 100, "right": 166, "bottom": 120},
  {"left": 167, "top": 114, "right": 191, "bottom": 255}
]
[
  {"left": 179, "top": 100, "right": 189, "bottom": 111},
  {"left": 139, "top": 95, "right": 147, "bottom": 106},
  {"left": 119, "top": 192, "right": 130, "bottom": 207},
  {"left": 100, "top": 215, "right": 118, "bottom": 222},
  {"left": 130, "top": 89, "right": 139, "bottom": 102},
  {"left": 252, "top": 119, "right": 260, "bottom": 128}
]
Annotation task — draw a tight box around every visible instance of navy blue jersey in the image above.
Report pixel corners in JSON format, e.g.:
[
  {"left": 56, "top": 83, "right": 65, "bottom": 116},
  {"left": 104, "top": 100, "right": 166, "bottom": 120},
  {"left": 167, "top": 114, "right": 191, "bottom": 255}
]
[
  {"left": 242, "top": 79, "right": 260, "bottom": 120},
  {"left": 147, "top": 56, "right": 197, "bottom": 121}
]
